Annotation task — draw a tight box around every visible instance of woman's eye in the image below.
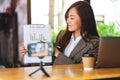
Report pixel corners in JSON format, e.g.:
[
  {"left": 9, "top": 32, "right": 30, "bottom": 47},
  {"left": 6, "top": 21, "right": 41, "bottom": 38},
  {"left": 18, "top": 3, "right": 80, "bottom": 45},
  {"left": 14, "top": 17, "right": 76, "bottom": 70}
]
[{"left": 71, "top": 17, "right": 74, "bottom": 20}]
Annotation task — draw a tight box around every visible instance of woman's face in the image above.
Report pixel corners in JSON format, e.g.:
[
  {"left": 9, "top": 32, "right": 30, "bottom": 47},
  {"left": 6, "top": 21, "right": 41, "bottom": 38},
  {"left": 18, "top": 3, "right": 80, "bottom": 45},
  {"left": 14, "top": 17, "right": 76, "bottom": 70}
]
[{"left": 66, "top": 7, "right": 81, "bottom": 33}]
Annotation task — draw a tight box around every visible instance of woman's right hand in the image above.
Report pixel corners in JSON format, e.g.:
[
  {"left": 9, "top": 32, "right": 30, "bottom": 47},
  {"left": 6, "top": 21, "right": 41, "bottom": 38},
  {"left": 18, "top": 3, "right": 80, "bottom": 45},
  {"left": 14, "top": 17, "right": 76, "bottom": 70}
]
[{"left": 19, "top": 43, "right": 27, "bottom": 55}]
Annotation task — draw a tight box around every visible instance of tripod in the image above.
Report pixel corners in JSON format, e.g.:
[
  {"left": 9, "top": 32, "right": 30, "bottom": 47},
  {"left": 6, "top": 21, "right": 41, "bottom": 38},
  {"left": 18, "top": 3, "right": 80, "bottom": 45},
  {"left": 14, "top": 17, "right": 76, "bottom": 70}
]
[{"left": 28, "top": 61, "right": 50, "bottom": 77}]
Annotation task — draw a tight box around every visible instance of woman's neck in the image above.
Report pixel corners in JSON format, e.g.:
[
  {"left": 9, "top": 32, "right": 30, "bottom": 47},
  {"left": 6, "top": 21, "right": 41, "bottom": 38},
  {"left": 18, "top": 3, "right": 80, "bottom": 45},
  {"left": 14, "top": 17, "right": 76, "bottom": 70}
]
[{"left": 73, "top": 30, "right": 81, "bottom": 40}]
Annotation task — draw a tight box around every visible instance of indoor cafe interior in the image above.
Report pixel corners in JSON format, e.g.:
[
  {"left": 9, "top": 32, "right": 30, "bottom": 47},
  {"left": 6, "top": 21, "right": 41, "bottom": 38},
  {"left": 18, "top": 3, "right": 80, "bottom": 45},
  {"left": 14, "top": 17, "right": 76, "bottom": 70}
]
[{"left": 0, "top": 0, "right": 120, "bottom": 80}]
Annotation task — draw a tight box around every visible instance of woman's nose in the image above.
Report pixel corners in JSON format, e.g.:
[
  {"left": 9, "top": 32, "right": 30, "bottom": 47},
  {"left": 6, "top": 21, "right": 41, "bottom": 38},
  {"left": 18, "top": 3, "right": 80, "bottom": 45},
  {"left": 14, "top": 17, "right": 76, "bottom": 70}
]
[{"left": 66, "top": 18, "right": 70, "bottom": 24}]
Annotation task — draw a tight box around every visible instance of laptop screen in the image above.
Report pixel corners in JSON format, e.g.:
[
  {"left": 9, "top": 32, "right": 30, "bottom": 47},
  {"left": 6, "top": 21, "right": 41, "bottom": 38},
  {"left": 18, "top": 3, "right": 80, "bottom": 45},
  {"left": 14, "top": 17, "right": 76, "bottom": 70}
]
[{"left": 96, "top": 37, "right": 120, "bottom": 68}]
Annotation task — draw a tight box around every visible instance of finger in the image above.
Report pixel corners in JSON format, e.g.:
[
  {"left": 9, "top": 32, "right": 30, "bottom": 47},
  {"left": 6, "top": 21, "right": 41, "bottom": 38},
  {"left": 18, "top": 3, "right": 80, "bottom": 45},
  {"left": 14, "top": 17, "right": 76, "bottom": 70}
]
[{"left": 20, "top": 50, "right": 27, "bottom": 55}]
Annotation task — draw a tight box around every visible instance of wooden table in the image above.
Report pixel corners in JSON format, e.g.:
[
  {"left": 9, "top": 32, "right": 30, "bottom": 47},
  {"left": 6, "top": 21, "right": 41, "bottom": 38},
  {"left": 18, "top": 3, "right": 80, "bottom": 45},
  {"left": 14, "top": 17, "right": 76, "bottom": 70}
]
[{"left": 0, "top": 64, "right": 120, "bottom": 80}]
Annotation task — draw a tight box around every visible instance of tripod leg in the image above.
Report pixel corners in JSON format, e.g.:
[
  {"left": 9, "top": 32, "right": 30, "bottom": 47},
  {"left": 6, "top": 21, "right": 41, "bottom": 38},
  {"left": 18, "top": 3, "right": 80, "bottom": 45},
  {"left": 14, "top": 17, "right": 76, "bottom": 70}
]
[
  {"left": 29, "top": 68, "right": 40, "bottom": 76},
  {"left": 41, "top": 67, "right": 50, "bottom": 77},
  {"left": 40, "top": 61, "right": 50, "bottom": 77},
  {"left": 28, "top": 61, "right": 50, "bottom": 77}
]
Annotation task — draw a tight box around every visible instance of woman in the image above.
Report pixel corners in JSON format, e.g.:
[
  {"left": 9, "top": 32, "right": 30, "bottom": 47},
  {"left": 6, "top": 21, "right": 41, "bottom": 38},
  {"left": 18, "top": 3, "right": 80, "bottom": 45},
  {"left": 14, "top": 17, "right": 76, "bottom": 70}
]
[
  {"left": 20, "top": 1, "right": 99, "bottom": 65},
  {"left": 53, "top": 1, "right": 99, "bottom": 65}
]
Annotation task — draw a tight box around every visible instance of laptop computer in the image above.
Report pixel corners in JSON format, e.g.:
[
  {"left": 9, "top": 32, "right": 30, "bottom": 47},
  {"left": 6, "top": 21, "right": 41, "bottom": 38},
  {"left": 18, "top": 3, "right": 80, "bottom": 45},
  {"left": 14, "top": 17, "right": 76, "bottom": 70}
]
[{"left": 95, "top": 37, "right": 120, "bottom": 68}]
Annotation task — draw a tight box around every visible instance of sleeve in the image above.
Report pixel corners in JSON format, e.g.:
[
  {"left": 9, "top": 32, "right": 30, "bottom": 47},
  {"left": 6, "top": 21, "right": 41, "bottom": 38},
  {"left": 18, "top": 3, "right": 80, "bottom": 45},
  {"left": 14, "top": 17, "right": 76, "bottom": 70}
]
[
  {"left": 87, "top": 38, "right": 99, "bottom": 62},
  {"left": 53, "top": 52, "right": 76, "bottom": 65}
]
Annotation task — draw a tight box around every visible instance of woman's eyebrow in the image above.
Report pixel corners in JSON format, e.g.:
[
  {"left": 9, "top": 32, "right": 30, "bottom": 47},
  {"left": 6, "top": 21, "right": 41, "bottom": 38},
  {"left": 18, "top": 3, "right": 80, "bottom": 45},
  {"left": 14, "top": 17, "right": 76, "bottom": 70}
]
[{"left": 69, "top": 14, "right": 75, "bottom": 17}]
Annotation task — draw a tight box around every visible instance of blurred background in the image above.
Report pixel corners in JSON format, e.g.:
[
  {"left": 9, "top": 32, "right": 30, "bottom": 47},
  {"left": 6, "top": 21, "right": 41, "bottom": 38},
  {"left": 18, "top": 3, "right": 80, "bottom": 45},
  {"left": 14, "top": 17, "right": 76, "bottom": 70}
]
[{"left": 0, "top": 0, "right": 120, "bottom": 68}]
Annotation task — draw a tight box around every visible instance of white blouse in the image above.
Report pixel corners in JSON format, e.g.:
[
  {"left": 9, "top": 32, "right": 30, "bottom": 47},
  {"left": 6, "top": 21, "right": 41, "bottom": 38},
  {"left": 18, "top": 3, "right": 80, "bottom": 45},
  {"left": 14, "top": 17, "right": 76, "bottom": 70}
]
[{"left": 64, "top": 34, "right": 81, "bottom": 57}]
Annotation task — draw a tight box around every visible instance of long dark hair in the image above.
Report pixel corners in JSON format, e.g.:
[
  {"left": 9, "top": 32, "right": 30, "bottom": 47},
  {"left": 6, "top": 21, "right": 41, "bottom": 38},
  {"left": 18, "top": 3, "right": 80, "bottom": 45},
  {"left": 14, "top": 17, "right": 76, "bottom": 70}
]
[{"left": 57, "top": 1, "right": 99, "bottom": 52}]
